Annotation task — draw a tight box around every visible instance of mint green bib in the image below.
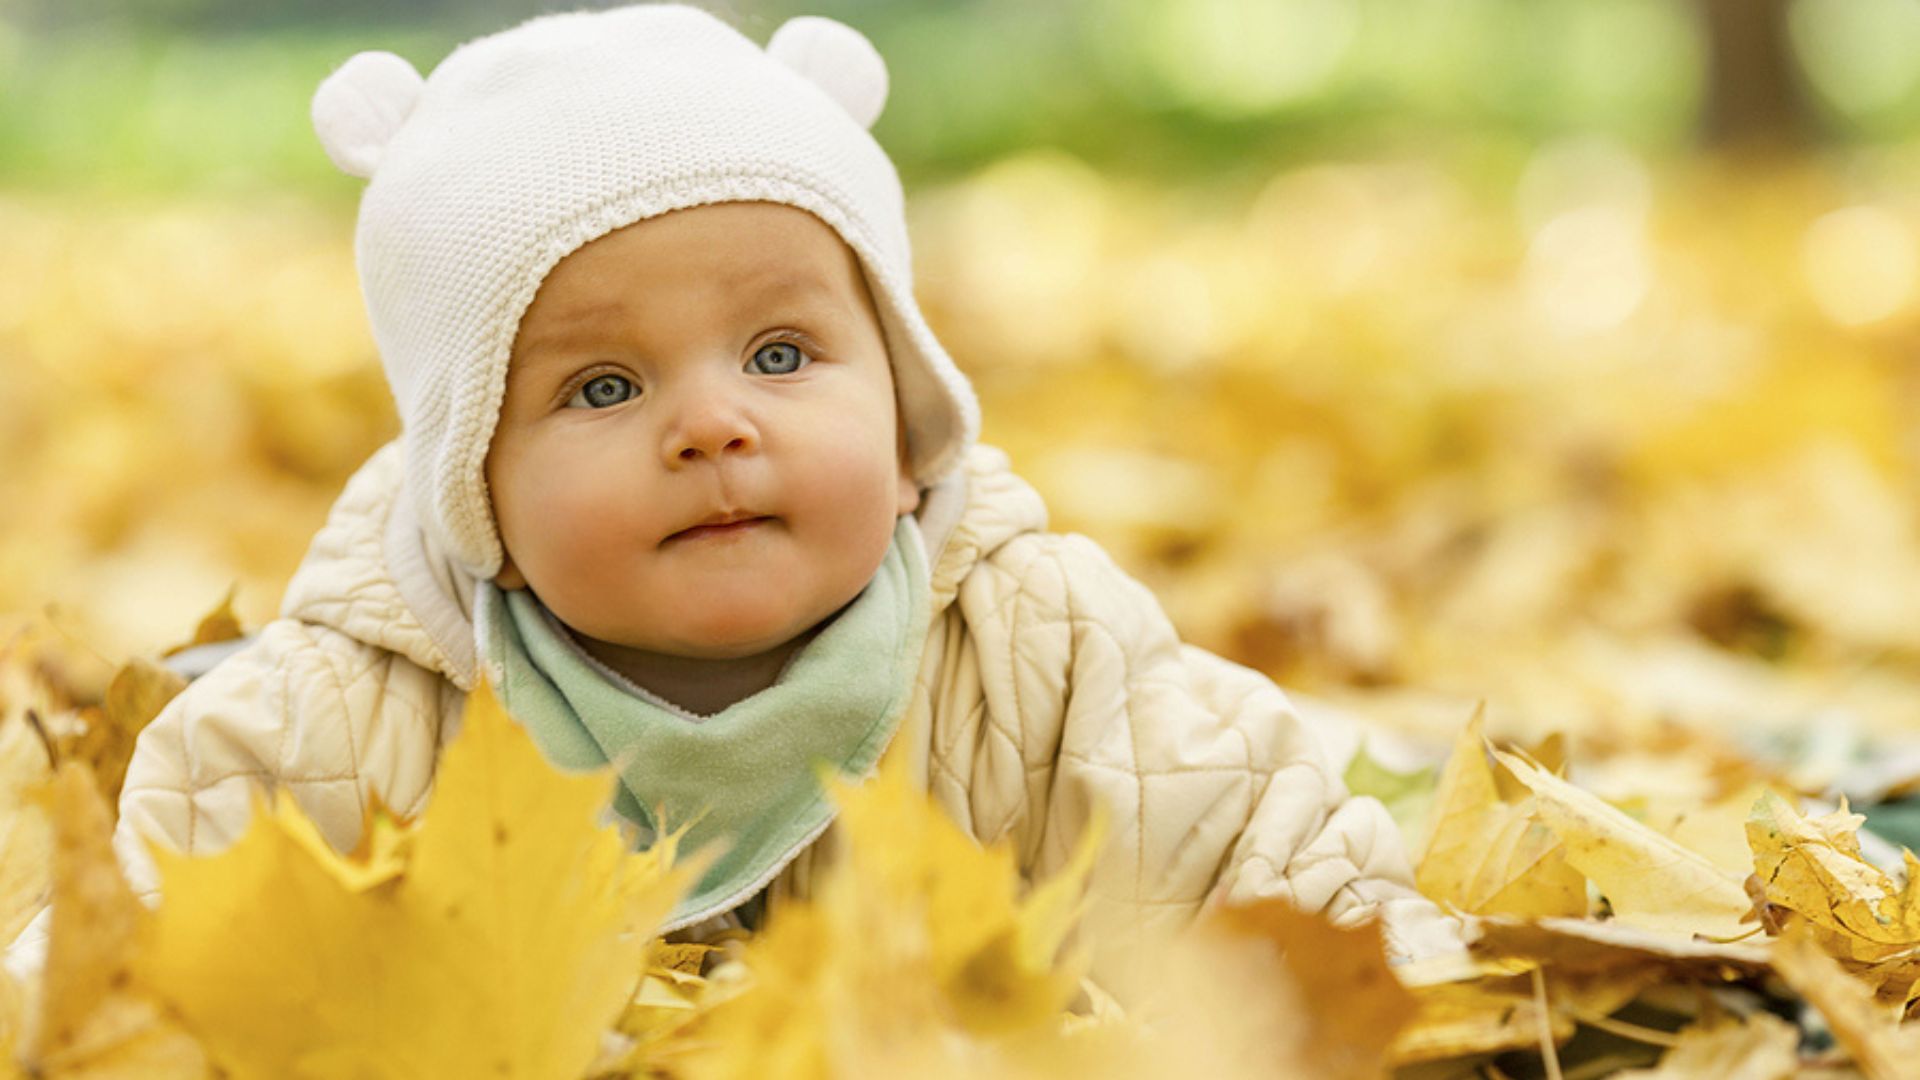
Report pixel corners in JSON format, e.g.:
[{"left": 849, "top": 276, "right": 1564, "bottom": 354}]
[{"left": 477, "top": 515, "right": 931, "bottom": 929}]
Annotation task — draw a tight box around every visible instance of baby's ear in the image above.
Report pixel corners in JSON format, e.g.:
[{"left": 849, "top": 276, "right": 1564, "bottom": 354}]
[
  {"left": 766, "top": 16, "right": 888, "bottom": 130},
  {"left": 311, "top": 50, "right": 426, "bottom": 179}
]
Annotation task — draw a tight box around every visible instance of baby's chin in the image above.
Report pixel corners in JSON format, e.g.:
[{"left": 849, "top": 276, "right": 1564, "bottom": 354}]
[{"left": 604, "top": 610, "right": 825, "bottom": 661}]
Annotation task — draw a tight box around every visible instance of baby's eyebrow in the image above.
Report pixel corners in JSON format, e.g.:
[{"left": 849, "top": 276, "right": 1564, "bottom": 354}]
[
  {"left": 514, "top": 269, "right": 846, "bottom": 365},
  {"left": 726, "top": 266, "right": 842, "bottom": 308},
  {"left": 514, "top": 300, "right": 624, "bottom": 363}
]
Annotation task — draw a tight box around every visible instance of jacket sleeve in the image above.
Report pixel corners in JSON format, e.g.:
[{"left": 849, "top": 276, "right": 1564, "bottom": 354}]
[
  {"left": 951, "top": 532, "right": 1463, "bottom": 989},
  {"left": 2, "top": 618, "right": 451, "bottom": 983}
]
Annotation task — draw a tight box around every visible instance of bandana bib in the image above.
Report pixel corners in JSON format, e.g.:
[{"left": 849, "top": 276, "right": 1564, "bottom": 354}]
[{"left": 477, "top": 514, "right": 931, "bottom": 929}]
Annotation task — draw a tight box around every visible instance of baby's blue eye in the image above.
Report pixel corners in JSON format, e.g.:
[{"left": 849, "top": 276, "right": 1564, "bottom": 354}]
[
  {"left": 567, "top": 374, "right": 638, "bottom": 409},
  {"left": 748, "top": 341, "right": 809, "bottom": 375}
]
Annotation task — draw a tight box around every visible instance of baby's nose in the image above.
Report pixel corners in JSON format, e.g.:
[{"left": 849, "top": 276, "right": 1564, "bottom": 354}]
[
  {"left": 676, "top": 432, "right": 752, "bottom": 461},
  {"left": 666, "top": 386, "right": 760, "bottom": 463}
]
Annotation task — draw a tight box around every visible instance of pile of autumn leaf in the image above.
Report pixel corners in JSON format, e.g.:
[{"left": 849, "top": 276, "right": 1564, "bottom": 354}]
[
  {"left": 0, "top": 607, "right": 1919, "bottom": 1078},
  {"left": 10, "top": 144, "right": 1920, "bottom": 1075}
]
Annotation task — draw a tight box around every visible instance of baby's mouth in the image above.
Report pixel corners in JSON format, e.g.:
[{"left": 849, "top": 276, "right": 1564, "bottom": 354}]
[{"left": 665, "top": 516, "right": 775, "bottom": 543}]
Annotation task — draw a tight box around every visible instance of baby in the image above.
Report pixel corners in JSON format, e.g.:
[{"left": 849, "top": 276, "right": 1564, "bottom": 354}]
[{"left": 12, "top": 3, "right": 1459, "bottom": 991}]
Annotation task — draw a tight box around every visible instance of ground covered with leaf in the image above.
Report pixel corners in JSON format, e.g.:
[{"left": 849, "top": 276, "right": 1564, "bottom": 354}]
[
  {"left": 2, "top": 609, "right": 1919, "bottom": 1078},
  {"left": 8, "top": 144, "right": 1920, "bottom": 1075}
]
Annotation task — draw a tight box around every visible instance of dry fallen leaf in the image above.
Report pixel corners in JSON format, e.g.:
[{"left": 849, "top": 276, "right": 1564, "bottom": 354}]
[
  {"left": 1416, "top": 708, "right": 1587, "bottom": 919},
  {"left": 1611, "top": 1012, "right": 1800, "bottom": 1079},
  {"left": 1663, "top": 781, "right": 1782, "bottom": 882},
  {"left": 21, "top": 763, "right": 206, "bottom": 1079},
  {"left": 1747, "top": 789, "right": 1920, "bottom": 969},
  {"left": 1471, "top": 915, "right": 1773, "bottom": 980},
  {"left": 1492, "top": 747, "right": 1753, "bottom": 940},
  {"left": 158, "top": 588, "right": 244, "bottom": 660},
  {"left": 0, "top": 713, "right": 53, "bottom": 952},
  {"left": 1387, "top": 972, "right": 1575, "bottom": 1066},
  {"left": 672, "top": 755, "right": 1106, "bottom": 1079},
  {"left": 79, "top": 659, "right": 186, "bottom": 807},
  {"left": 137, "top": 679, "right": 696, "bottom": 1079},
  {"left": 1770, "top": 928, "right": 1920, "bottom": 1080}
]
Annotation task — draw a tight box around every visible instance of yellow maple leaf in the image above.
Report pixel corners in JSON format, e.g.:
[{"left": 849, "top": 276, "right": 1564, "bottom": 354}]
[
  {"left": 1771, "top": 928, "right": 1920, "bottom": 1080},
  {"left": 0, "top": 712, "right": 53, "bottom": 951},
  {"left": 675, "top": 754, "right": 1104, "bottom": 1078},
  {"left": 1747, "top": 790, "right": 1920, "bottom": 971},
  {"left": 21, "top": 763, "right": 206, "bottom": 1079},
  {"left": 159, "top": 587, "right": 245, "bottom": 660},
  {"left": 1415, "top": 709, "right": 1586, "bottom": 918},
  {"left": 809, "top": 753, "right": 1104, "bottom": 1038},
  {"left": 596, "top": 954, "right": 732, "bottom": 1078},
  {"left": 1662, "top": 781, "right": 1784, "bottom": 882},
  {"left": 137, "top": 679, "right": 696, "bottom": 1079},
  {"left": 81, "top": 658, "right": 186, "bottom": 807},
  {"left": 1491, "top": 747, "right": 1752, "bottom": 939},
  {"left": 0, "top": 628, "right": 185, "bottom": 814}
]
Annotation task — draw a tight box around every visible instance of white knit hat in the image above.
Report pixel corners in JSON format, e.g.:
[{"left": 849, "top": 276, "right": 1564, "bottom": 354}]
[{"left": 311, "top": 3, "right": 981, "bottom": 578}]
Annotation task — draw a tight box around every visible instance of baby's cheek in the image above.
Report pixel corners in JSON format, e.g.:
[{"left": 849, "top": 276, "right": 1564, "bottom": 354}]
[
  {"left": 805, "top": 442, "right": 896, "bottom": 520},
  {"left": 532, "top": 471, "right": 635, "bottom": 561},
  {"left": 538, "top": 505, "right": 654, "bottom": 635}
]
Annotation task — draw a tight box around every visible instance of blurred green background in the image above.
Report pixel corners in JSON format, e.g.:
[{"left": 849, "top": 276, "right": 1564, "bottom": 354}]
[
  {"left": 6, "top": 0, "right": 1915, "bottom": 199},
  {"left": 10, "top": 0, "right": 1920, "bottom": 769}
]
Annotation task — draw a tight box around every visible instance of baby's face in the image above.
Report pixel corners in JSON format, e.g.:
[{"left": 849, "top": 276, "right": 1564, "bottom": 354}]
[{"left": 486, "top": 201, "right": 918, "bottom": 660}]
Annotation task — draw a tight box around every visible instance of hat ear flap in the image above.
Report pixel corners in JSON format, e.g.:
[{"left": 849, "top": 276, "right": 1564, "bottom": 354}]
[
  {"left": 312, "top": 51, "right": 425, "bottom": 179},
  {"left": 766, "top": 16, "right": 889, "bottom": 130}
]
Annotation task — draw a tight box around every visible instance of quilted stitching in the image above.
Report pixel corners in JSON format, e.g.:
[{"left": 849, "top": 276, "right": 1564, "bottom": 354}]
[
  {"left": 280, "top": 441, "right": 455, "bottom": 681},
  {"left": 944, "top": 524, "right": 1462, "bottom": 987}
]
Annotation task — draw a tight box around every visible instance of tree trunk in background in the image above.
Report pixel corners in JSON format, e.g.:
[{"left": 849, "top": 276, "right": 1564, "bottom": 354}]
[{"left": 1699, "top": 0, "right": 1814, "bottom": 147}]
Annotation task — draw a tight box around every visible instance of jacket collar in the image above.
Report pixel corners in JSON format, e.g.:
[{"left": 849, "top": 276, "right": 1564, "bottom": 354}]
[{"left": 278, "top": 439, "right": 1048, "bottom": 692}]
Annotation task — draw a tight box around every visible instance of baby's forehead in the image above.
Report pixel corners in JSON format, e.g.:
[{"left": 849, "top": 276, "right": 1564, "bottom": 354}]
[
  {"left": 510, "top": 206, "right": 883, "bottom": 362},
  {"left": 616, "top": 202, "right": 852, "bottom": 266},
  {"left": 550, "top": 205, "right": 865, "bottom": 299}
]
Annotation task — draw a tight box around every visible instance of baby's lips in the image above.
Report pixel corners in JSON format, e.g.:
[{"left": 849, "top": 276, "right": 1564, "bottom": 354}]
[{"left": 664, "top": 514, "right": 775, "bottom": 543}]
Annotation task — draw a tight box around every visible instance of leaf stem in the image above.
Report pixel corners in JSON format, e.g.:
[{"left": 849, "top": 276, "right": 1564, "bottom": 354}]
[
  {"left": 1566, "top": 1007, "right": 1685, "bottom": 1049},
  {"left": 1533, "top": 967, "right": 1565, "bottom": 1080}
]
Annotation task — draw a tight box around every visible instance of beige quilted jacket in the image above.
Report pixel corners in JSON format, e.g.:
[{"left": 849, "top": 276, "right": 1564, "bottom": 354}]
[{"left": 12, "top": 440, "right": 1460, "bottom": 993}]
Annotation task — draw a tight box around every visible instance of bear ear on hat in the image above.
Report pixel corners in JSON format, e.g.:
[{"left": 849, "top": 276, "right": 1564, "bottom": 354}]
[
  {"left": 766, "top": 16, "right": 889, "bottom": 130},
  {"left": 312, "top": 50, "right": 425, "bottom": 179}
]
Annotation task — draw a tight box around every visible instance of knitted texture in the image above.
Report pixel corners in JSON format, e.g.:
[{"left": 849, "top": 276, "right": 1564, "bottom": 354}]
[{"left": 313, "top": 3, "right": 982, "bottom": 576}]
